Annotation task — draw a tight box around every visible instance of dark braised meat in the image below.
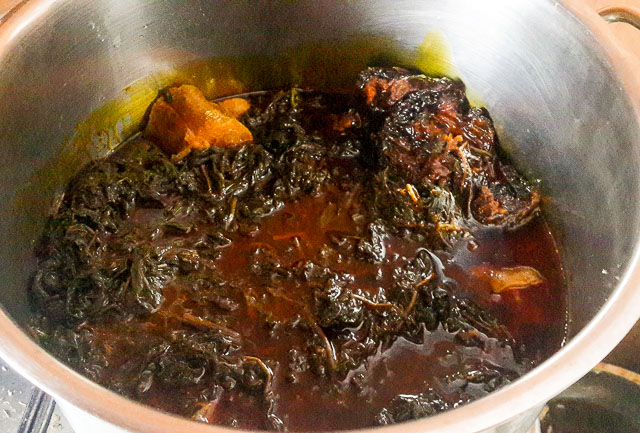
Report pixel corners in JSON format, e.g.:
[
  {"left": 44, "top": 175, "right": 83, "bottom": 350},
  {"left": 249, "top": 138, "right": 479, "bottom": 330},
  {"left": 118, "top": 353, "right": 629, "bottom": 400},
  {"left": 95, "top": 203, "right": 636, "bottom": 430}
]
[
  {"left": 28, "top": 70, "right": 566, "bottom": 431},
  {"left": 359, "top": 67, "right": 540, "bottom": 227}
]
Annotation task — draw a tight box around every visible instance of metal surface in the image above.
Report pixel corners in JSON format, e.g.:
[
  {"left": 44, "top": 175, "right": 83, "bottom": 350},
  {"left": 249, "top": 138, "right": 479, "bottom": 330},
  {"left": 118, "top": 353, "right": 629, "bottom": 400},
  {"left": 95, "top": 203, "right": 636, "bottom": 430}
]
[
  {"left": 540, "top": 363, "right": 640, "bottom": 432},
  {"left": 17, "top": 390, "right": 55, "bottom": 433},
  {"left": 0, "top": 1, "right": 639, "bottom": 433},
  {"left": 0, "top": 360, "right": 73, "bottom": 433}
]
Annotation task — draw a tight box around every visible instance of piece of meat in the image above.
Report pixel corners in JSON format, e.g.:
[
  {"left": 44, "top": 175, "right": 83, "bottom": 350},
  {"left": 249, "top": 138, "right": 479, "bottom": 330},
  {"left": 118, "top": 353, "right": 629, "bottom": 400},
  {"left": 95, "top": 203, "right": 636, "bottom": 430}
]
[
  {"left": 426, "top": 155, "right": 452, "bottom": 184},
  {"left": 358, "top": 68, "right": 488, "bottom": 187},
  {"left": 357, "top": 67, "right": 467, "bottom": 113},
  {"left": 472, "top": 186, "right": 507, "bottom": 221},
  {"left": 376, "top": 89, "right": 485, "bottom": 188},
  {"left": 145, "top": 85, "right": 253, "bottom": 156},
  {"left": 359, "top": 67, "right": 540, "bottom": 228},
  {"left": 471, "top": 165, "right": 541, "bottom": 227}
]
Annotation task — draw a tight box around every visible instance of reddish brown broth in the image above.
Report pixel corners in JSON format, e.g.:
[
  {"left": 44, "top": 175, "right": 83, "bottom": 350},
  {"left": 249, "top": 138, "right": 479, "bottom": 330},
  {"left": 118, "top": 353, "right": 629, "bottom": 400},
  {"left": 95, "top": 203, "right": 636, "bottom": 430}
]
[{"left": 138, "top": 192, "right": 565, "bottom": 431}]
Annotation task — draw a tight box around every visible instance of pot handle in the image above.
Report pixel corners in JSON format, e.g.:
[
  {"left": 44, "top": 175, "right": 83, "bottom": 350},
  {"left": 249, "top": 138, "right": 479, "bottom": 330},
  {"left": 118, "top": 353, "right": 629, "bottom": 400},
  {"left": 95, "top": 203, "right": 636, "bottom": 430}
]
[
  {"left": 599, "top": 6, "right": 640, "bottom": 29},
  {"left": 582, "top": 0, "right": 640, "bottom": 60},
  {"left": 598, "top": 3, "right": 640, "bottom": 59},
  {"left": 0, "top": 0, "right": 22, "bottom": 20}
]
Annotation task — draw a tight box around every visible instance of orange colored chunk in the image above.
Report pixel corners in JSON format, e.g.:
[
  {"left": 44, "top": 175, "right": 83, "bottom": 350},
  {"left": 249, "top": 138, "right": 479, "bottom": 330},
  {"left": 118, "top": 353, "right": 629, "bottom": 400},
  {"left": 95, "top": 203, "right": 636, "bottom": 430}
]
[
  {"left": 217, "top": 97, "right": 251, "bottom": 119},
  {"left": 145, "top": 85, "right": 252, "bottom": 156},
  {"left": 472, "top": 265, "right": 545, "bottom": 293}
]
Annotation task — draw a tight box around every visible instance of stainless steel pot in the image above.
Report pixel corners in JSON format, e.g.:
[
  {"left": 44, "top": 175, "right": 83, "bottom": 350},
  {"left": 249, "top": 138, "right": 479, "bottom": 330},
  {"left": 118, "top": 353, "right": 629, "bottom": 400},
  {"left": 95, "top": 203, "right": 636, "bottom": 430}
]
[{"left": 0, "top": 1, "right": 639, "bottom": 432}]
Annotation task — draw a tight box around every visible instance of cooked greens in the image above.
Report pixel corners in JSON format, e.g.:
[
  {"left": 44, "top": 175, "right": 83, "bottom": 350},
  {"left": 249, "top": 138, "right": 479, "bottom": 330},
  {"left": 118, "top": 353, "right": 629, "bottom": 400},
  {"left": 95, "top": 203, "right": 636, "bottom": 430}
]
[{"left": 29, "top": 68, "right": 566, "bottom": 431}]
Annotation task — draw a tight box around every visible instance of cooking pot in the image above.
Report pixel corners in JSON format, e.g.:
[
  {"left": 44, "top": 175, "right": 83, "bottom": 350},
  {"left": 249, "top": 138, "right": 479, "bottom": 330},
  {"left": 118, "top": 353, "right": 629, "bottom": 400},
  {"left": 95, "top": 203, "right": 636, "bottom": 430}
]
[{"left": 0, "top": 1, "right": 639, "bottom": 432}]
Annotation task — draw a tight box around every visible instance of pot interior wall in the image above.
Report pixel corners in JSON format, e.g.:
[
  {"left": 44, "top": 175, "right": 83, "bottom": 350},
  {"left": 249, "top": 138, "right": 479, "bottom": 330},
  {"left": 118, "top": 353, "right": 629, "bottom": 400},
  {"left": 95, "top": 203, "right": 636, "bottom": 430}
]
[{"left": 0, "top": 0, "right": 638, "bottom": 344}]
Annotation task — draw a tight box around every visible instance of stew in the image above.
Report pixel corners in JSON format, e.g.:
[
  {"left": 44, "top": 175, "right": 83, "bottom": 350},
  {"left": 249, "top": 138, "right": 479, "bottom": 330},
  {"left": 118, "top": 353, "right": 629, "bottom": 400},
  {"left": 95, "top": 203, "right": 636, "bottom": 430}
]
[{"left": 28, "top": 67, "right": 566, "bottom": 431}]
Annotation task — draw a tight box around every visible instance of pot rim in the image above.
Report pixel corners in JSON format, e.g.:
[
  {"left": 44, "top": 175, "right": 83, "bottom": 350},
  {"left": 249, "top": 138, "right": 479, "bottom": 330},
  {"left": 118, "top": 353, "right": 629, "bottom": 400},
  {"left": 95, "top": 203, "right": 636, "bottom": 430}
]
[{"left": 0, "top": 1, "right": 639, "bottom": 432}]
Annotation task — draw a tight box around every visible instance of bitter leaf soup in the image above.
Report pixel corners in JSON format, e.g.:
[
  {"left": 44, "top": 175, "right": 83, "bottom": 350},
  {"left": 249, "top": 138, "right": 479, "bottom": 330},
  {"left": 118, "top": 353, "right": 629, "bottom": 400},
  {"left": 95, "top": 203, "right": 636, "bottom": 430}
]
[{"left": 28, "top": 68, "right": 566, "bottom": 431}]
